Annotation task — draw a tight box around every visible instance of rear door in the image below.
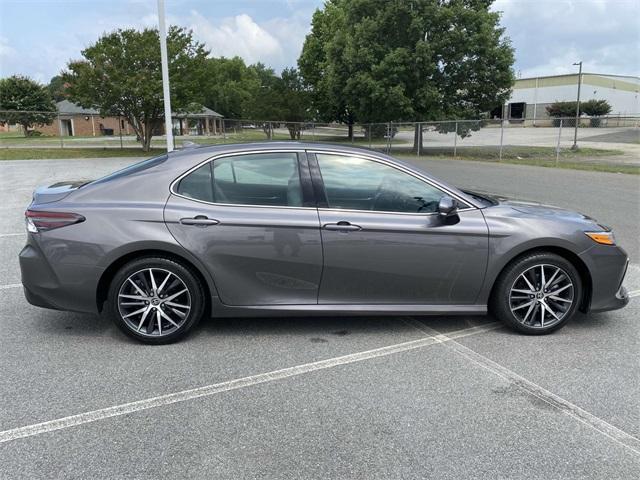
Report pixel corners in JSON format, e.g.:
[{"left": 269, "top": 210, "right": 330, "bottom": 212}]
[
  {"left": 309, "top": 151, "right": 489, "bottom": 305},
  {"left": 164, "top": 150, "right": 323, "bottom": 306}
]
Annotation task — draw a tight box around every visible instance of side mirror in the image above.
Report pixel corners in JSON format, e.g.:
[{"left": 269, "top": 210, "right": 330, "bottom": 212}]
[{"left": 438, "top": 196, "right": 458, "bottom": 217}]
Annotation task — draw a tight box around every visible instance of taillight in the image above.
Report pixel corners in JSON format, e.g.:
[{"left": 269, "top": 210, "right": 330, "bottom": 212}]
[{"left": 25, "top": 210, "right": 85, "bottom": 233}]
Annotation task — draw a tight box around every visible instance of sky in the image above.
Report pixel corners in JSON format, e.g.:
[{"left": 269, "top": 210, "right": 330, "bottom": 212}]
[{"left": 0, "top": 0, "right": 638, "bottom": 84}]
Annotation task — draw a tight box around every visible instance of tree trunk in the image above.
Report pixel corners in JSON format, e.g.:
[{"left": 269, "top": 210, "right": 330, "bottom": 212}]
[
  {"left": 287, "top": 123, "right": 301, "bottom": 140},
  {"left": 412, "top": 123, "right": 423, "bottom": 153},
  {"left": 348, "top": 122, "right": 353, "bottom": 141},
  {"left": 129, "top": 117, "right": 144, "bottom": 148},
  {"left": 145, "top": 122, "right": 154, "bottom": 151},
  {"left": 138, "top": 129, "right": 147, "bottom": 151},
  {"left": 140, "top": 122, "right": 153, "bottom": 152},
  {"left": 144, "top": 133, "right": 153, "bottom": 152},
  {"left": 21, "top": 123, "right": 29, "bottom": 137}
]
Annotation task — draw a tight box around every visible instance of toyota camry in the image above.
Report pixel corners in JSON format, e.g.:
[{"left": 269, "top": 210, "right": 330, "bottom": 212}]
[{"left": 19, "top": 143, "right": 629, "bottom": 343}]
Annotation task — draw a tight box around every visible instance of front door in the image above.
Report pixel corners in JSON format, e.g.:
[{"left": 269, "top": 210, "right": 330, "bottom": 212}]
[
  {"left": 164, "top": 151, "right": 322, "bottom": 306},
  {"left": 311, "top": 152, "right": 488, "bottom": 305}
]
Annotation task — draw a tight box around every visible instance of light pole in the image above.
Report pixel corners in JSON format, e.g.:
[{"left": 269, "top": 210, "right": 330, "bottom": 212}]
[
  {"left": 571, "top": 61, "right": 582, "bottom": 150},
  {"left": 157, "top": 0, "right": 174, "bottom": 152}
]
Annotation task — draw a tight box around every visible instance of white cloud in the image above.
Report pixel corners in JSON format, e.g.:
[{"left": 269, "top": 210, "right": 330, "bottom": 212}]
[
  {"left": 188, "top": 12, "right": 284, "bottom": 66},
  {"left": 492, "top": 0, "right": 640, "bottom": 77},
  {"left": 0, "top": 36, "right": 16, "bottom": 59},
  {"left": 262, "top": 11, "right": 313, "bottom": 70}
]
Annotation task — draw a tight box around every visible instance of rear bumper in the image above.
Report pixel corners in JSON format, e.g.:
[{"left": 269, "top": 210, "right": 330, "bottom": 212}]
[
  {"left": 22, "top": 284, "right": 63, "bottom": 311},
  {"left": 19, "top": 240, "right": 102, "bottom": 314}
]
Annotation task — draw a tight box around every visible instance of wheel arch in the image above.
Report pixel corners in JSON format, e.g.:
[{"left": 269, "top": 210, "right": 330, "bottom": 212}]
[
  {"left": 96, "top": 247, "right": 215, "bottom": 315},
  {"left": 488, "top": 246, "right": 592, "bottom": 312}
]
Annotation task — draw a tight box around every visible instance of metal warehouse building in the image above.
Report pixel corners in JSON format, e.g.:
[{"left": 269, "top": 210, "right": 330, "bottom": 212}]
[{"left": 503, "top": 73, "right": 639, "bottom": 123}]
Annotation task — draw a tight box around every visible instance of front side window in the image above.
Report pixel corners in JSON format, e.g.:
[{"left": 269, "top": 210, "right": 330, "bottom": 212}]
[
  {"left": 176, "top": 152, "right": 303, "bottom": 207},
  {"left": 316, "top": 154, "right": 447, "bottom": 213}
]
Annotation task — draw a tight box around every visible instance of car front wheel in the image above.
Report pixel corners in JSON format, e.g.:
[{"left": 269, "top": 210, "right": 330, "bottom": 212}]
[
  {"left": 491, "top": 252, "right": 582, "bottom": 334},
  {"left": 107, "top": 257, "right": 205, "bottom": 344}
]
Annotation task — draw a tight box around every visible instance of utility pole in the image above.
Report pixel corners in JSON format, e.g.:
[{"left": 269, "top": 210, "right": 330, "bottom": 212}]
[
  {"left": 158, "top": 0, "right": 174, "bottom": 152},
  {"left": 571, "top": 61, "right": 582, "bottom": 150}
]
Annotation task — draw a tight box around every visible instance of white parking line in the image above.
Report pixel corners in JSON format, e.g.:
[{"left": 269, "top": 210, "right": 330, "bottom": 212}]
[
  {"left": 0, "top": 322, "right": 501, "bottom": 444},
  {"left": 0, "top": 233, "right": 23, "bottom": 237},
  {"left": 403, "top": 318, "right": 640, "bottom": 456}
]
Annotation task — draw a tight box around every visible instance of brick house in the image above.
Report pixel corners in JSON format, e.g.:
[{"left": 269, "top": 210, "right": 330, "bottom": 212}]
[
  {"left": 35, "top": 101, "right": 130, "bottom": 137},
  {"left": 37, "top": 100, "right": 223, "bottom": 137}
]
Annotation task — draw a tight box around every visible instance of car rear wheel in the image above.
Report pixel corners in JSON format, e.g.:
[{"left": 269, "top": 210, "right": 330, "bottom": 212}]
[
  {"left": 107, "top": 257, "right": 205, "bottom": 344},
  {"left": 491, "top": 252, "right": 582, "bottom": 334}
]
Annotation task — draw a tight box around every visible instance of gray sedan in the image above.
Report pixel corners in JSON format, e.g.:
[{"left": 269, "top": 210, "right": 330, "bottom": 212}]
[{"left": 19, "top": 143, "right": 629, "bottom": 343}]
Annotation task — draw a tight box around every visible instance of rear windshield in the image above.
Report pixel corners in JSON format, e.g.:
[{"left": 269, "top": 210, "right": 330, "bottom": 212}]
[{"left": 89, "top": 155, "right": 169, "bottom": 186}]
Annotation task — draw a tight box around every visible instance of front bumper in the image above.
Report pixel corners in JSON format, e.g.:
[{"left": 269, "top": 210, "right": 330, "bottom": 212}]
[
  {"left": 579, "top": 245, "right": 630, "bottom": 313},
  {"left": 590, "top": 284, "right": 629, "bottom": 313}
]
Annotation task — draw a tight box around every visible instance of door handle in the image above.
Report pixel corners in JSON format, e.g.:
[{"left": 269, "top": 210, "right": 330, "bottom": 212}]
[
  {"left": 323, "top": 221, "right": 362, "bottom": 232},
  {"left": 179, "top": 215, "right": 220, "bottom": 226}
]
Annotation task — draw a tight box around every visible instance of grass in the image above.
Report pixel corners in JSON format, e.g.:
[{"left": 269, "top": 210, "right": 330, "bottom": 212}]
[
  {"left": 0, "top": 148, "right": 165, "bottom": 160},
  {"left": 0, "top": 131, "right": 24, "bottom": 138},
  {"left": 396, "top": 146, "right": 639, "bottom": 175},
  {"left": 415, "top": 145, "right": 624, "bottom": 159}
]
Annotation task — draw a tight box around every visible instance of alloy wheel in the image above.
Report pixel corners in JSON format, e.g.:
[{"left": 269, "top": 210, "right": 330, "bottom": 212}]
[
  {"left": 117, "top": 268, "right": 191, "bottom": 337},
  {"left": 509, "top": 264, "right": 574, "bottom": 329}
]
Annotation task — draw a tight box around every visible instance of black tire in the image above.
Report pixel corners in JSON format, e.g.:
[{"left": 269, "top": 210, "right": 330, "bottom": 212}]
[
  {"left": 106, "top": 256, "right": 205, "bottom": 344},
  {"left": 490, "top": 252, "right": 582, "bottom": 335}
]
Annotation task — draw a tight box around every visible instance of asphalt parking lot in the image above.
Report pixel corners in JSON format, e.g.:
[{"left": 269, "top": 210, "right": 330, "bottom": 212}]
[{"left": 1, "top": 156, "right": 639, "bottom": 479}]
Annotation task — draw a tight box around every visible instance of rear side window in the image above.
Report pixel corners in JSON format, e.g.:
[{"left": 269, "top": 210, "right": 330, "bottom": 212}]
[
  {"left": 176, "top": 163, "right": 213, "bottom": 202},
  {"left": 175, "top": 153, "right": 303, "bottom": 207}
]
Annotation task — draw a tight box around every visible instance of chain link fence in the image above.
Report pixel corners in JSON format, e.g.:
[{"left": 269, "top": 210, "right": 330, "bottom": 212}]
[{"left": 1, "top": 110, "right": 638, "bottom": 165}]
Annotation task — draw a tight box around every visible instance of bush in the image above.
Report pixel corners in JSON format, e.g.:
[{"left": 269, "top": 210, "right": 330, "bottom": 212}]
[
  {"left": 546, "top": 99, "right": 612, "bottom": 127},
  {"left": 546, "top": 101, "right": 577, "bottom": 127},
  {"left": 546, "top": 101, "right": 577, "bottom": 118},
  {"left": 581, "top": 99, "right": 612, "bottom": 117},
  {"left": 581, "top": 99, "right": 612, "bottom": 127}
]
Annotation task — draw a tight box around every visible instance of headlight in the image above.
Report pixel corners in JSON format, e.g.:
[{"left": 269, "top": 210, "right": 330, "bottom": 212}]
[{"left": 585, "top": 231, "right": 616, "bottom": 245}]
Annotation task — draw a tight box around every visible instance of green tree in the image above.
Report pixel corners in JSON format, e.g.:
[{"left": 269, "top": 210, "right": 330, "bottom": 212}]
[
  {"left": 242, "top": 65, "right": 310, "bottom": 139},
  {"left": 245, "top": 63, "right": 283, "bottom": 122},
  {"left": 0, "top": 75, "right": 56, "bottom": 136},
  {"left": 203, "top": 56, "right": 261, "bottom": 118},
  {"left": 279, "top": 68, "right": 309, "bottom": 139},
  {"left": 63, "top": 27, "right": 209, "bottom": 151},
  {"left": 298, "top": 0, "right": 515, "bottom": 149},
  {"left": 48, "top": 75, "right": 69, "bottom": 102}
]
